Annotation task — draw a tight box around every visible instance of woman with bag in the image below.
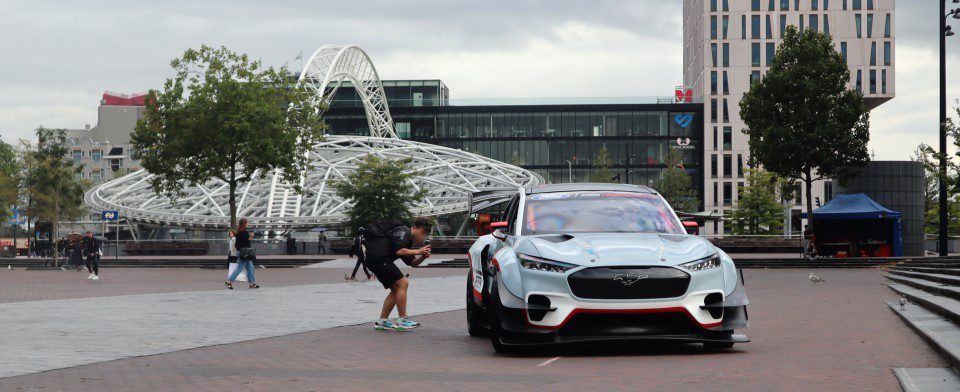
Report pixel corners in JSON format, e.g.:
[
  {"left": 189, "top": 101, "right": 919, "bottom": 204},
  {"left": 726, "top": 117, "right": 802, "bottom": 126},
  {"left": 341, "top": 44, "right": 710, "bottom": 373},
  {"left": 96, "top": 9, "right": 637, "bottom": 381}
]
[
  {"left": 225, "top": 218, "right": 259, "bottom": 289},
  {"left": 225, "top": 230, "right": 248, "bottom": 283}
]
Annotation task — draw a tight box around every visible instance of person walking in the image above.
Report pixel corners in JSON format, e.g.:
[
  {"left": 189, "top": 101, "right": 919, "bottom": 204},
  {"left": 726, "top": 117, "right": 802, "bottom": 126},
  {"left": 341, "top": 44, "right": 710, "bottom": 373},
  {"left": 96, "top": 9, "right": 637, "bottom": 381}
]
[
  {"left": 82, "top": 231, "right": 100, "bottom": 280},
  {"left": 225, "top": 218, "right": 259, "bottom": 289},
  {"left": 362, "top": 218, "right": 432, "bottom": 331},
  {"left": 317, "top": 231, "right": 327, "bottom": 255},
  {"left": 347, "top": 233, "right": 372, "bottom": 281}
]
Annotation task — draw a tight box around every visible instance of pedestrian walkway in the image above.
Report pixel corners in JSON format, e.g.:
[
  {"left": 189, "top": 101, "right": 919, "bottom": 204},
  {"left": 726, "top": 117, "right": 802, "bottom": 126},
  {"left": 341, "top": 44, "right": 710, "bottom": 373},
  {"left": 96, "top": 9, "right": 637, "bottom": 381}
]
[
  {"left": 301, "top": 258, "right": 450, "bottom": 268},
  {"left": 0, "top": 275, "right": 464, "bottom": 378}
]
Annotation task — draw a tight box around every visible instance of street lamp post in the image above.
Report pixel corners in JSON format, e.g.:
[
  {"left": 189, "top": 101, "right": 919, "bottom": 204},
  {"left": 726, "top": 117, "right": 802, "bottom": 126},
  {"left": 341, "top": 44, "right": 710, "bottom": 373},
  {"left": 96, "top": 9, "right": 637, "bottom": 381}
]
[{"left": 939, "top": 0, "right": 960, "bottom": 256}]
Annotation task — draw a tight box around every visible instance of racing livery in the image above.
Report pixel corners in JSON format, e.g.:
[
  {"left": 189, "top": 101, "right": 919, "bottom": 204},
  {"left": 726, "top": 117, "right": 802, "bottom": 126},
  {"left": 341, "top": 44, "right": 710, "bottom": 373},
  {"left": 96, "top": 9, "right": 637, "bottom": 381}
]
[{"left": 466, "top": 183, "right": 749, "bottom": 352}]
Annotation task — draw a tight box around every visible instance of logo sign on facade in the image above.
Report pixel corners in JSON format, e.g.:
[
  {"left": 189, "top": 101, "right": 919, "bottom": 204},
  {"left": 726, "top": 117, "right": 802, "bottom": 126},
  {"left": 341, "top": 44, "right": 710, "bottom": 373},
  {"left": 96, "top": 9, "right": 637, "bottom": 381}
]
[
  {"left": 671, "top": 137, "right": 696, "bottom": 150},
  {"left": 675, "top": 85, "right": 693, "bottom": 103},
  {"left": 674, "top": 114, "right": 694, "bottom": 128},
  {"left": 101, "top": 210, "right": 119, "bottom": 221}
]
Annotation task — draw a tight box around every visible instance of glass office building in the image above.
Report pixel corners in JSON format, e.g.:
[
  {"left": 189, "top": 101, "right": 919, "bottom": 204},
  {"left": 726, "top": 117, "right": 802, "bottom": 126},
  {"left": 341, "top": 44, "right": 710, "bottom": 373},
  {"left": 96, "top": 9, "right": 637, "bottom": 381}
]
[{"left": 324, "top": 80, "right": 705, "bottom": 207}]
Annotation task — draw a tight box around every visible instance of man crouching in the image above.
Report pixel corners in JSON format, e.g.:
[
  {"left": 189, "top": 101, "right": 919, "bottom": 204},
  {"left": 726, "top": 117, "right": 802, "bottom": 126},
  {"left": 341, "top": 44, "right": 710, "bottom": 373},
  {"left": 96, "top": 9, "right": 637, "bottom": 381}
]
[{"left": 362, "top": 217, "right": 432, "bottom": 331}]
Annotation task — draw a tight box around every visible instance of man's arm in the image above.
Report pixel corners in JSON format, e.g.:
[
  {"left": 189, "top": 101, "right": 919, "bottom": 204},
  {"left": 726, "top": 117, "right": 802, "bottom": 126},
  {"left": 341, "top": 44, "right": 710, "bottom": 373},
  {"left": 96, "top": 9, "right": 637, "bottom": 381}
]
[{"left": 396, "top": 245, "right": 431, "bottom": 267}]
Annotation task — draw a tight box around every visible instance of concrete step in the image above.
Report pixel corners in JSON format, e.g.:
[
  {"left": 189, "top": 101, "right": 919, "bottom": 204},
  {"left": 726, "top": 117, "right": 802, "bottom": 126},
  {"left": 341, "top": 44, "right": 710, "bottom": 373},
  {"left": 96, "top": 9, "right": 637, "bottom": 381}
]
[
  {"left": 888, "top": 275, "right": 960, "bottom": 303},
  {"left": 885, "top": 298, "right": 960, "bottom": 370},
  {"left": 890, "top": 284, "right": 960, "bottom": 326},
  {"left": 890, "top": 270, "right": 960, "bottom": 286},
  {"left": 894, "top": 368, "right": 960, "bottom": 392},
  {"left": 895, "top": 267, "right": 960, "bottom": 277}
]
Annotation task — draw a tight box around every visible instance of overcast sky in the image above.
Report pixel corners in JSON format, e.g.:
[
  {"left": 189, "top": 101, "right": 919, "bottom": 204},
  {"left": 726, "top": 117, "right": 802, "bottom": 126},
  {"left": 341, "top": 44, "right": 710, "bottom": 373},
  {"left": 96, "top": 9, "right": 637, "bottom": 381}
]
[{"left": 0, "top": 0, "right": 957, "bottom": 160}]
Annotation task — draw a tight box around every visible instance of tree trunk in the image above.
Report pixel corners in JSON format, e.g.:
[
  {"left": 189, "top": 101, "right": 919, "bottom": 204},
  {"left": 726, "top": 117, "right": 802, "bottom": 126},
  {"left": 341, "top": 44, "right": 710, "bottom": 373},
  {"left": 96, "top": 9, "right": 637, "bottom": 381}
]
[
  {"left": 229, "top": 168, "right": 237, "bottom": 230},
  {"left": 804, "top": 169, "right": 815, "bottom": 232}
]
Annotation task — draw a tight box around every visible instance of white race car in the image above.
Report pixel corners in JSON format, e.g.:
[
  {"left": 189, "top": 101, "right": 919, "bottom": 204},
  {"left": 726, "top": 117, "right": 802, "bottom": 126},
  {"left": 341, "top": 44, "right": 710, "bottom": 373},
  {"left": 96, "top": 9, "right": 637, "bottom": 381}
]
[{"left": 466, "top": 184, "right": 749, "bottom": 352}]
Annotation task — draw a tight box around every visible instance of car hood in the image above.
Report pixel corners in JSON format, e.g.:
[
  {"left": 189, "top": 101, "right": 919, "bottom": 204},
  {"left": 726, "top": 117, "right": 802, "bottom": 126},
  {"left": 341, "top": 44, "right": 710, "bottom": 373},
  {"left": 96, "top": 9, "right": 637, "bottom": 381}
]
[{"left": 521, "top": 233, "right": 717, "bottom": 267}]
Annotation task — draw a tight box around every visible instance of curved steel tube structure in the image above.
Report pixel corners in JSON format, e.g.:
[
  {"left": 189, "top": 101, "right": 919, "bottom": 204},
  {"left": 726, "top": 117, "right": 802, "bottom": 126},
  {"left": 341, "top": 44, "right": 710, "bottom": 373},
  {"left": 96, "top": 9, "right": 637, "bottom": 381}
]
[{"left": 85, "top": 45, "right": 543, "bottom": 229}]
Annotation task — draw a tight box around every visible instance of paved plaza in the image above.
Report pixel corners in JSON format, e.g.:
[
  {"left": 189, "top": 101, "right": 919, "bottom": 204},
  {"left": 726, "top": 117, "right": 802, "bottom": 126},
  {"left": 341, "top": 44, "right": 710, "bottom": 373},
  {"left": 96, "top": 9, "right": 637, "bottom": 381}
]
[{"left": 0, "top": 266, "right": 947, "bottom": 391}]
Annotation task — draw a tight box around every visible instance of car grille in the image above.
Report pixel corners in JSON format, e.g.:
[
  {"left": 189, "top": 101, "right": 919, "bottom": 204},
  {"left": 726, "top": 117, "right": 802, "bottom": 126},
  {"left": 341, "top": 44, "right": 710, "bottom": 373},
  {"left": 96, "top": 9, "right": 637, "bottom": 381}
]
[
  {"left": 558, "top": 312, "right": 698, "bottom": 336},
  {"left": 567, "top": 266, "right": 690, "bottom": 300}
]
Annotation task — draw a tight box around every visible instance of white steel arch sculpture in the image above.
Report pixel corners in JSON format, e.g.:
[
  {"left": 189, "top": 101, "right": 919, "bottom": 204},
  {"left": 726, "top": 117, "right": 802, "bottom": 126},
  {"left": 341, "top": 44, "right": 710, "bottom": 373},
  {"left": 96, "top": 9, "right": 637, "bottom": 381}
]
[
  {"left": 85, "top": 45, "right": 543, "bottom": 229},
  {"left": 298, "top": 45, "right": 397, "bottom": 138}
]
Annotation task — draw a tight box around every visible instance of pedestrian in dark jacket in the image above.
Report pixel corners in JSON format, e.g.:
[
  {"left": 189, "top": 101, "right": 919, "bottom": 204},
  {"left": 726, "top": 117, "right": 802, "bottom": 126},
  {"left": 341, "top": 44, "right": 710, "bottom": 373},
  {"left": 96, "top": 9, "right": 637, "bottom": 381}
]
[
  {"left": 225, "top": 218, "right": 259, "bottom": 289},
  {"left": 82, "top": 232, "right": 100, "bottom": 280}
]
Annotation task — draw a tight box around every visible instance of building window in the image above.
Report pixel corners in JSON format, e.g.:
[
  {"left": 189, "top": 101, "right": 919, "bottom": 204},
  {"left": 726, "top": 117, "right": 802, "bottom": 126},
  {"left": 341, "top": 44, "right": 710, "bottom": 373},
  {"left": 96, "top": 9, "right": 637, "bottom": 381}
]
[
  {"left": 722, "top": 71, "right": 730, "bottom": 94},
  {"left": 737, "top": 155, "right": 744, "bottom": 177},
  {"left": 723, "top": 154, "right": 732, "bottom": 178},
  {"left": 723, "top": 0, "right": 729, "bottom": 11},
  {"left": 722, "top": 15, "right": 729, "bottom": 38},
  {"left": 711, "top": 99, "right": 718, "bottom": 122},
  {"left": 723, "top": 182, "right": 733, "bottom": 205},
  {"left": 884, "top": 13, "right": 891, "bottom": 37},
  {"left": 711, "top": 15, "right": 718, "bottom": 39},
  {"left": 711, "top": 71, "right": 718, "bottom": 95},
  {"left": 856, "top": 69, "right": 862, "bottom": 92},
  {"left": 752, "top": 43, "right": 761, "bottom": 66},
  {"left": 712, "top": 43, "right": 718, "bottom": 67},
  {"left": 824, "top": 14, "right": 830, "bottom": 34},
  {"left": 91, "top": 170, "right": 102, "bottom": 180},
  {"left": 884, "top": 41, "right": 891, "bottom": 66},
  {"left": 841, "top": 41, "right": 848, "bottom": 63},
  {"left": 882, "top": 69, "right": 887, "bottom": 94},
  {"left": 781, "top": 0, "right": 789, "bottom": 10},
  {"left": 713, "top": 126, "right": 719, "bottom": 150},
  {"left": 795, "top": 0, "right": 800, "bottom": 10},
  {"left": 751, "top": 15, "right": 761, "bottom": 38},
  {"left": 866, "top": 14, "right": 873, "bottom": 38},
  {"left": 72, "top": 150, "right": 83, "bottom": 163},
  {"left": 723, "top": 43, "right": 730, "bottom": 67},
  {"left": 752, "top": 0, "right": 761, "bottom": 11},
  {"left": 737, "top": 182, "right": 745, "bottom": 201},
  {"left": 714, "top": 182, "right": 719, "bottom": 206},
  {"left": 853, "top": 0, "right": 861, "bottom": 10},
  {"left": 870, "top": 42, "right": 877, "bottom": 66},
  {"left": 91, "top": 150, "right": 102, "bottom": 163},
  {"left": 766, "top": 42, "right": 776, "bottom": 66},
  {"left": 751, "top": 71, "right": 762, "bottom": 85},
  {"left": 722, "top": 99, "right": 730, "bottom": 122},
  {"left": 711, "top": 0, "right": 717, "bottom": 12},
  {"left": 866, "top": 0, "right": 873, "bottom": 10},
  {"left": 742, "top": 15, "right": 747, "bottom": 39},
  {"left": 824, "top": 0, "right": 829, "bottom": 10},
  {"left": 843, "top": 0, "right": 847, "bottom": 10},
  {"left": 855, "top": 14, "right": 862, "bottom": 38},
  {"left": 766, "top": 15, "right": 773, "bottom": 38},
  {"left": 799, "top": 13, "right": 804, "bottom": 32},
  {"left": 811, "top": 0, "right": 818, "bottom": 10},
  {"left": 869, "top": 69, "right": 877, "bottom": 94},
  {"left": 809, "top": 14, "right": 818, "bottom": 32},
  {"left": 711, "top": 155, "right": 718, "bottom": 178},
  {"left": 780, "top": 14, "right": 787, "bottom": 36},
  {"left": 723, "top": 127, "right": 732, "bottom": 150},
  {"left": 824, "top": 180, "right": 834, "bottom": 202}
]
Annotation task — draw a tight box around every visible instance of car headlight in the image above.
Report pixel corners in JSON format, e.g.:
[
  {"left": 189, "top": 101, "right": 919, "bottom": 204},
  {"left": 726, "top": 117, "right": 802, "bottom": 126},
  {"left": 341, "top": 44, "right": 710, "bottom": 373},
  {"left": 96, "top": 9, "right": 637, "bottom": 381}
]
[
  {"left": 680, "top": 254, "right": 721, "bottom": 272},
  {"left": 518, "top": 254, "right": 577, "bottom": 273}
]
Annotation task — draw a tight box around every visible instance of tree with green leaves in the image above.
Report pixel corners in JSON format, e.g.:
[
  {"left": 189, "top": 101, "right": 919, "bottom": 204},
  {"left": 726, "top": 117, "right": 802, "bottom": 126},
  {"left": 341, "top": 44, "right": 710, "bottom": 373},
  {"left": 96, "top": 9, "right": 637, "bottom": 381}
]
[
  {"left": 727, "top": 168, "right": 787, "bottom": 235},
  {"left": 332, "top": 155, "right": 426, "bottom": 232},
  {"left": 740, "top": 26, "right": 870, "bottom": 230},
  {"left": 21, "top": 128, "right": 89, "bottom": 263},
  {"left": 590, "top": 145, "right": 615, "bottom": 183},
  {"left": 132, "top": 45, "right": 327, "bottom": 229},
  {"left": 0, "top": 137, "right": 18, "bottom": 222},
  {"left": 653, "top": 149, "right": 699, "bottom": 213}
]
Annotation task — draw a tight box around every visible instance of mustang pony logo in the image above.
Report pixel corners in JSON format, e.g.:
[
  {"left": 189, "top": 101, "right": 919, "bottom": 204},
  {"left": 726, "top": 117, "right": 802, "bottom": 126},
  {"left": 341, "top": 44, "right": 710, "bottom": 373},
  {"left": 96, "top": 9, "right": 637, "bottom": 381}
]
[{"left": 614, "top": 273, "right": 648, "bottom": 286}]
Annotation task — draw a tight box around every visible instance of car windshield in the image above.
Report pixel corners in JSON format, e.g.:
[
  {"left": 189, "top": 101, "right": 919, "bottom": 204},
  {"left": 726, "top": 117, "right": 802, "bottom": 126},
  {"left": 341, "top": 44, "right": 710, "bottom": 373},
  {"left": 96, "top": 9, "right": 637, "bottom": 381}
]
[{"left": 521, "top": 191, "right": 684, "bottom": 235}]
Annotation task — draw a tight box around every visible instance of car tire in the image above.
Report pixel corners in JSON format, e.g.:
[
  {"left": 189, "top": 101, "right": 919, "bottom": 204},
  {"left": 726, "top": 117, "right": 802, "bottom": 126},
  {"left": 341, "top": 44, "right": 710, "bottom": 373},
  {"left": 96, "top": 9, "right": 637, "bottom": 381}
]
[
  {"left": 466, "top": 278, "right": 486, "bottom": 337},
  {"left": 488, "top": 282, "right": 516, "bottom": 354}
]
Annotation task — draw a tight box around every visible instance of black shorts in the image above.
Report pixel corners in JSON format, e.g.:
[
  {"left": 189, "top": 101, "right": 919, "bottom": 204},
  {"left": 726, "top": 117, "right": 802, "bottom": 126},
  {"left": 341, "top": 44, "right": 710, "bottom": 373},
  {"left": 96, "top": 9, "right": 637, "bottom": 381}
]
[{"left": 366, "top": 260, "right": 404, "bottom": 289}]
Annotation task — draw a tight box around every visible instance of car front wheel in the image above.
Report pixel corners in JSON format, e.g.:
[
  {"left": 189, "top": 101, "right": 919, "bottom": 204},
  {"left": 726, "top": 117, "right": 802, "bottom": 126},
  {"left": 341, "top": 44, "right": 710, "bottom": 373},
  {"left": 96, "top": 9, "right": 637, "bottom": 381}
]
[{"left": 466, "top": 278, "right": 486, "bottom": 337}]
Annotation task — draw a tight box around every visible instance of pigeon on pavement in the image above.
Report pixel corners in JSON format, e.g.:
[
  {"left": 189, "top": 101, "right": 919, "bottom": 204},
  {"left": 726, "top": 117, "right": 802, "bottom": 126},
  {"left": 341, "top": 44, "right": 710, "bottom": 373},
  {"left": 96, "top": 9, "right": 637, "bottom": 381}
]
[
  {"left": 900, "top": 297, "right": 908, "bottom": 310},
  {"left": 809, "top": 273, "right": 826, "bottom": 283}
]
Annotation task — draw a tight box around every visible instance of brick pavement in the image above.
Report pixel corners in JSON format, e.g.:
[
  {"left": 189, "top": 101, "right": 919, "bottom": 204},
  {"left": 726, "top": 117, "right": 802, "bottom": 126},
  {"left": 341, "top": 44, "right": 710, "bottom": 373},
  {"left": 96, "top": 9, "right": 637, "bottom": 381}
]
[{"left": 0, "top": 268, "right": 948, "bottom": 391}]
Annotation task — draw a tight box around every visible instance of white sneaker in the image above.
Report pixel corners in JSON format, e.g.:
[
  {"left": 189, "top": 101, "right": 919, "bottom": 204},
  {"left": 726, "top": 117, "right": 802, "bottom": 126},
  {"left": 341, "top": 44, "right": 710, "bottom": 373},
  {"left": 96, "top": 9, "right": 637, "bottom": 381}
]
[
  {"left": 87, "top": 274, "right": 94, "bottom": 279},
  {"left": 92, "top": 275, "right": 99, "bottom": 281}
]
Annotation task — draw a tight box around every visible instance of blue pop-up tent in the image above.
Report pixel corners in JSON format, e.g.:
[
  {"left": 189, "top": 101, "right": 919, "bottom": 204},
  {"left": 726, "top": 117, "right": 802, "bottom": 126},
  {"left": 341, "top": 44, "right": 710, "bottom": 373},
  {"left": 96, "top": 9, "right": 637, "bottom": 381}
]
[{"left": 801, "top": 193, "right": 902, "bottom": 257}]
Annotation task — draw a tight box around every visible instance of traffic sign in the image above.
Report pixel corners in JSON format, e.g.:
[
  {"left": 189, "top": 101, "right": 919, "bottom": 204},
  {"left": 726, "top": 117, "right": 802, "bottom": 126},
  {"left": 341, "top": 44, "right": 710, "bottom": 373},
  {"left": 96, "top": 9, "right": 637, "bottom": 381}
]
[{"left": 102, "top": 211, "right": 119, "bottom": 221}]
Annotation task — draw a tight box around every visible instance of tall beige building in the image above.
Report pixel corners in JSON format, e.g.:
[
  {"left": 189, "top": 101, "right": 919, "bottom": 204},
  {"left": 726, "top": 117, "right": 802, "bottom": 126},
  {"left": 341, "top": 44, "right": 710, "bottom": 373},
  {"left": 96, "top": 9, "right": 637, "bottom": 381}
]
[
  {"left": 683, "top": 0, "right": 895, "bottom": 234},
  {"left": 67, "top": 92, "right": 146, "bottom": 184}
]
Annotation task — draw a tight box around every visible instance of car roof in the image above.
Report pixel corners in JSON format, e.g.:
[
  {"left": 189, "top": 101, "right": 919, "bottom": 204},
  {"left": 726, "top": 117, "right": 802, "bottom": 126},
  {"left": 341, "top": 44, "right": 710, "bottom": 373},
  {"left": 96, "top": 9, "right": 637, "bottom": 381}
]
[{"left": 524, "top": 183, "right": 657, "bottom": 195}]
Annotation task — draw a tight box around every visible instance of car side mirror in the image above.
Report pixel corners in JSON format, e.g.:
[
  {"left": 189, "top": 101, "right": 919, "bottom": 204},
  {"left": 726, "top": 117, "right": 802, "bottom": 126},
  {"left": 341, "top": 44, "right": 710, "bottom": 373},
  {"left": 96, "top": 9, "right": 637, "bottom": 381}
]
[
  {"left": 682, "top": 221, "right": 700, "bottom": 235},
  {"left": 490, "top": 221, "right": 509, "bottom": 239}
]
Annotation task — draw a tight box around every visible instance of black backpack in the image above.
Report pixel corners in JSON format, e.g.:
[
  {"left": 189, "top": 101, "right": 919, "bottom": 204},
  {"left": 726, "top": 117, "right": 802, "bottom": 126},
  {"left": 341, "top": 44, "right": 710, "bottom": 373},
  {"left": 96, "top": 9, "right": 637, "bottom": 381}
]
[{"left": 357, "top": 221, "right": 407, "bottom": 266}]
